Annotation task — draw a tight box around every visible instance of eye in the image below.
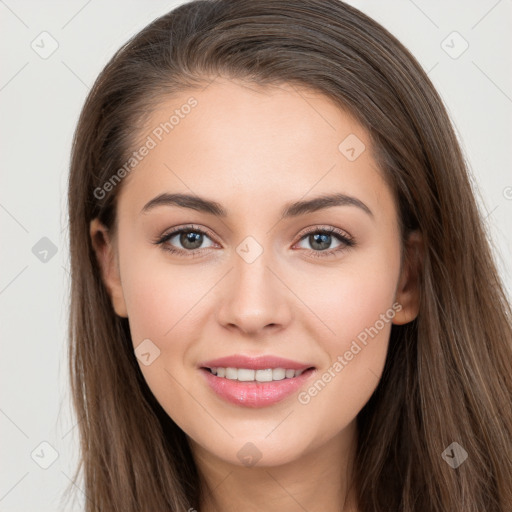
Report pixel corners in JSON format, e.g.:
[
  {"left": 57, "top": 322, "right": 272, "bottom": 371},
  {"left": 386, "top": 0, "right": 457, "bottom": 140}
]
[
  {"left": 294, "top": 226, "right": 355, "bottom": 258},
  {"left": 153, "top": 224, "right": 356, "bottom": 259},
  {"left": 153, "top": 225, "right": 217, "bottom": 257}
]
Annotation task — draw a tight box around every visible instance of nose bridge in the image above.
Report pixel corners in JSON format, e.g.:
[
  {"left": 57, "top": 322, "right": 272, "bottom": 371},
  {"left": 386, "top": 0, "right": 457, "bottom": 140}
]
[
  {"left": 233, "top": 235, "right": 279, "bottom": 307},
  {"left": 215, "top": 233, "right": 291, "bottom": 333}
]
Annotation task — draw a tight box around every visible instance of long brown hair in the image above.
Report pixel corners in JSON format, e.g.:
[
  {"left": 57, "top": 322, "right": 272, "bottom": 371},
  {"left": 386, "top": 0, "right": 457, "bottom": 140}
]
[{"left": 65, "top": 1, "right": 512, "bottom": 510}]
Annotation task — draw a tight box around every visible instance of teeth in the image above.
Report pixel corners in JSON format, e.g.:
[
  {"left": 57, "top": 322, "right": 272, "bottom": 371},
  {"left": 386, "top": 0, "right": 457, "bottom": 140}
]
[
  {"left": 208, "top": 367, "right": 308, "bottom": 381},
  {"left": 225, "top": 367, "right": 238, "bottom": 380},
  {"left": 238, "top": 368, "right": 255, "bottom": 381},
  {"left": 272, "top": 368, "right": 286, "bottom": 380}
]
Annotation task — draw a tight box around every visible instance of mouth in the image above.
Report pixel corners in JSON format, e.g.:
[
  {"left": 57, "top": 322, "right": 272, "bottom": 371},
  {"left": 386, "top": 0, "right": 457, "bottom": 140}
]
[
  {"left": 197, "top": 354, "right": 317, "bottom": 407},
  {"left": 198, "top": 364, "right": 317, "bottom": 408},
  {"left": 201, "top": 366, "right": 316, "bottom": 382}
]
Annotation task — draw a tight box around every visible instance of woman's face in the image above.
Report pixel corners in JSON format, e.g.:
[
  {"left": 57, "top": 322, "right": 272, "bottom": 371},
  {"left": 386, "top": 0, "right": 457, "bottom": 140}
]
[{"left": 91, "top": 78, "right": 420, "bottom": 469}]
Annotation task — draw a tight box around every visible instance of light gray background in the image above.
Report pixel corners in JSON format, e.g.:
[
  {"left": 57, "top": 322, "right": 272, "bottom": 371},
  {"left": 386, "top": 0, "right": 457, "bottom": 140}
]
[{"left": 1, "top": 1, "right": 511, "bottom": 510}]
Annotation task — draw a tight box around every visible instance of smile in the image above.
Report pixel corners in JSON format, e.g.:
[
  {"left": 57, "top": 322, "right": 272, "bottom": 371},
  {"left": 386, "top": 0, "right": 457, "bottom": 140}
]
[
  {"left": 206, "top": 367, "right": 308, "bottom": 382},
  {"left": 199, "top": 366, "right": 316, "bottom": 408}
]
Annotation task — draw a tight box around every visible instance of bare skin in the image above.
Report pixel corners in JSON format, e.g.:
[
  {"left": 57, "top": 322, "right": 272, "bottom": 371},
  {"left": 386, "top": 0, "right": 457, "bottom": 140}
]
[{"left": 91, "top": 78, "right": 422, "bottom": 512}]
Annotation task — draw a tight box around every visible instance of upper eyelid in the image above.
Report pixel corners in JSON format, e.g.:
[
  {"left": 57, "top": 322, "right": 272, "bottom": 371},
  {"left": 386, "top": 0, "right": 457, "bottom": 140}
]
[
  {"left": 161, "top": 224, "right": 218, "bottom": 243},
  {"left": 296, "top": 225, "right": 352, "bottom": 240}
]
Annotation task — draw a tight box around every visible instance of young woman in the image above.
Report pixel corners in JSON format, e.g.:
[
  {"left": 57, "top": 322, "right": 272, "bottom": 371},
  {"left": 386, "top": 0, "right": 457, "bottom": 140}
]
[{"left": 65, "top": 1, "right": 512, "bottom": 511}]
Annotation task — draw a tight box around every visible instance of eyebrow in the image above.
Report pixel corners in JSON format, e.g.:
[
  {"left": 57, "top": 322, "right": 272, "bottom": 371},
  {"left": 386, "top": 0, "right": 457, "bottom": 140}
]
[{"left": 141, "top": 192, "right": 373, "bottom": 218}]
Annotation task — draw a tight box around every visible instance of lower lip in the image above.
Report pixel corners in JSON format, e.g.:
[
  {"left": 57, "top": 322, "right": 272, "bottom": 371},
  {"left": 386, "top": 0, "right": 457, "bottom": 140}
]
[{"left": 200, "top": 367, "right": 316, "bottom": 408}]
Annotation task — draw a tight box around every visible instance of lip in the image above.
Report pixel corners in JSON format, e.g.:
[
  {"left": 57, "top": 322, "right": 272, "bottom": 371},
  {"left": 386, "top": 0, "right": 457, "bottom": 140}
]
[
  {"left": 199, "top": 354, "right": 313, "bottom": 371},
  {"left": 200, "top": 367, "right": 316, "bottom": 408},
  {"left": 198, "top": 354, "right": 317, "bottom": 408}
]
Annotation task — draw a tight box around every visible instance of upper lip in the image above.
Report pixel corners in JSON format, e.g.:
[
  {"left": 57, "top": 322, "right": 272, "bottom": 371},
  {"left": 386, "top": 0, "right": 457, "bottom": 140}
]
[{"left": 199, "top": 354, "right": 315, "bottom": 371}]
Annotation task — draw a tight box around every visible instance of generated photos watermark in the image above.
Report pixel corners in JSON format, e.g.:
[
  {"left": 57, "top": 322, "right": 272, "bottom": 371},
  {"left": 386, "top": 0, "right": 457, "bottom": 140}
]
[
  {"left": 298, "top": 301, "right": 402, "bottom": 404},
  {"left": 93, "top": 96, "right": 198, "bottom": 200}
]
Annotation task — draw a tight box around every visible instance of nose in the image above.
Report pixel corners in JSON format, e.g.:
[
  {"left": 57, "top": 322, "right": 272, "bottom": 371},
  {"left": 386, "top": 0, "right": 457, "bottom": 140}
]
[{"left": 215, "top": 249, "right": 292, "bottom": 336}]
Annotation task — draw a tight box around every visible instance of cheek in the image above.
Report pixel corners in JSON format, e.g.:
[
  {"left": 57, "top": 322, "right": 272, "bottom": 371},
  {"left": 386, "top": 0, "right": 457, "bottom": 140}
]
[
  {"left": 290, "top": 244, "right": 401, "bottom": 427},
  {"left": 124, "top": 275, "right": 174, "bottom": 346},
  {"left": 119, "top": 253, "right": 206, "bottom": 432},
  {"left": 119, "top": 237, "right": 203, "bottom": 346},
  {"left": 118, "top": 245, "right": 216, "bottom": 406},
  {"left": 290, "top": 243, "right": 401, "bottom": 356}
]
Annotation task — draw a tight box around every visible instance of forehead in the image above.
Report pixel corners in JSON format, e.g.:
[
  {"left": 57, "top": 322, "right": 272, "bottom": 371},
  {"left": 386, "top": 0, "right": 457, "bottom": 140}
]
[{"left": 116, "top": 78, "right": 394, "bottom": 224}]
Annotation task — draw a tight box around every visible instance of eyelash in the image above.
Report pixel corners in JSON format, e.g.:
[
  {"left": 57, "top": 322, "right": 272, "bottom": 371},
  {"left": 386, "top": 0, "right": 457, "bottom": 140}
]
[{"left": 153, "top": 224, "right": 356, "bottom": 259}]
